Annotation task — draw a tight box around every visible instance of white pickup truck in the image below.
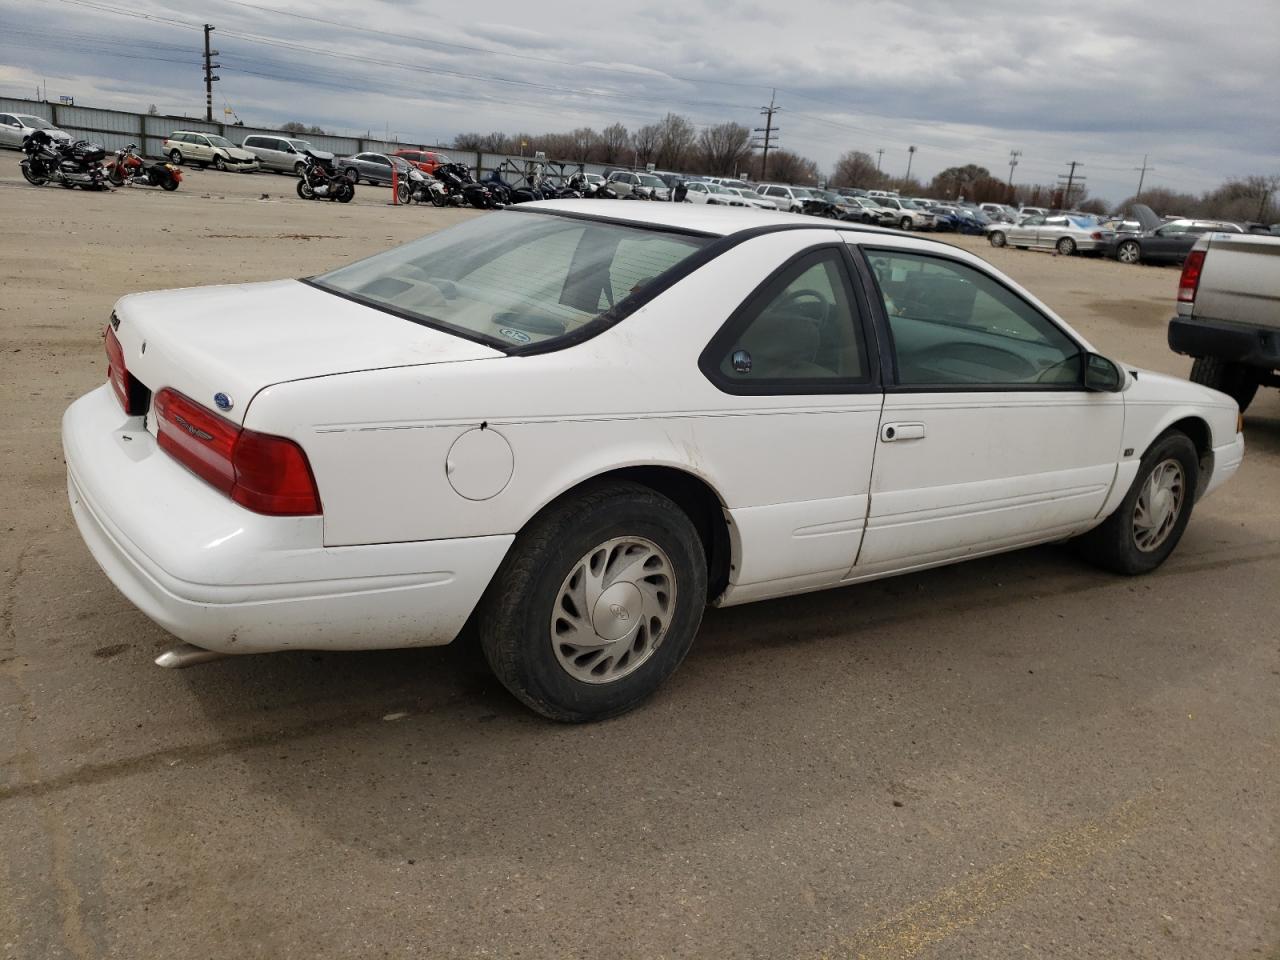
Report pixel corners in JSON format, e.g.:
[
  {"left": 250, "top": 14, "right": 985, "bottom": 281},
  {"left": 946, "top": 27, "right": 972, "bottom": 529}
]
[{"left": 1169, "top": 232, "right": 1280, "bottom": 412}]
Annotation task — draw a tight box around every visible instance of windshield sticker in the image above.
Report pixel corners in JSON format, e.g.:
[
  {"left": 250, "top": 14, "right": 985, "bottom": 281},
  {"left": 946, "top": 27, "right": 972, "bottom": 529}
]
[{"left": 498, "top": 327, "right": 532, "bottom": 344}]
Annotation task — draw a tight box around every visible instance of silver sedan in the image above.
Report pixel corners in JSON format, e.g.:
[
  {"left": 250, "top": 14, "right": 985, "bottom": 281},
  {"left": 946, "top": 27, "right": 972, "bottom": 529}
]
[{"left": 986, "top": 215, "right": 1112, "bottom": 256}]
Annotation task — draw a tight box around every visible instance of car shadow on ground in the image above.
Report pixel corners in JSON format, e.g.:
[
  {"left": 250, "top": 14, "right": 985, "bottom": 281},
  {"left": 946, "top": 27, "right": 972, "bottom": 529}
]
[{"left": 170, "top": 531, "right": 1249, "bottom": 868}]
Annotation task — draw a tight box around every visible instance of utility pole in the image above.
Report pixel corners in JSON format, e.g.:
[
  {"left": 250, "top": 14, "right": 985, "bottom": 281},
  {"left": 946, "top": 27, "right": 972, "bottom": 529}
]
[
  {"left": 1057, "top": 160, "right": 1084, "bottom": 209},
  {"left": 905, "top": 145, "right": 916, "bottom": 182},
  {"left": 875, "top": 147, "right": 884, "bottom": 172},
  {"left": 1007, "top": 149, "right": 1021, "bottom": 200},
  {"left": 753, "top": 89, "right": 780, "bottom": 181},
  {"left": 202, "top": 24, "right": 220, "bottom": 123},
  {"left": 1133, "top": 154, "right": 1153, "bottom": 201}
]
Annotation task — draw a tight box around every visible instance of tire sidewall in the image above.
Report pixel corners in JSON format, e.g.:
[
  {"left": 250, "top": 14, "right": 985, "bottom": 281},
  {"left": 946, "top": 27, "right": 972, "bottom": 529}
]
[
  {"left": 990, "top": 231, "right": 1006, "bottom": 247},
  {"left": 481, "top": 486, "right": 707, "bottom": 721},
  {"left": 1108, "top": 433, "right": 1200, "bottom": 573}
]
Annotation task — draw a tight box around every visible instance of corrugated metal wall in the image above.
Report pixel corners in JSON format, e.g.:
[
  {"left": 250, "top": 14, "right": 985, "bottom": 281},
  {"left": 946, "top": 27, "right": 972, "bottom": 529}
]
[{"left": 0, "top": 97, "right": 599, "bottom": 181}]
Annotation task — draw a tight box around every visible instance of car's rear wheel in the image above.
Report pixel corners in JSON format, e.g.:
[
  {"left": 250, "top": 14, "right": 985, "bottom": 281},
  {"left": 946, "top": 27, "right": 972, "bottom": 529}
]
[
  {"left": 477, "top": 481, "right": 707, "bottom": 722},
  {"left": 1190, "top": 356, "right": 1260, "bottom": 412},
  {"left": 1117, "top": 240, "right": 1141, "bottom": 264},
  {"left": 168, "top": 149, "right": 183, "bottom": 165},
  {"left": 1075, "top": 431, "right": 1199, "bottom": 574},
  {"left": 1057, "top": 236, "right": 1077, "bottom": 255},
  {"left": 989, "top": 230, "right": 1006, "bottom": 247}
]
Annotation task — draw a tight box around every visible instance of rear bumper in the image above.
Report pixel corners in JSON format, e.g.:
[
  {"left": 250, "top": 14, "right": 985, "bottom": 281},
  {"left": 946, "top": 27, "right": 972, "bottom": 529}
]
[
  {"left": 63, "top": 385, "right": 512, "bottom": 654},
  {"left": 1168, "top": 316, "right": 1280, "bottom": 370}
]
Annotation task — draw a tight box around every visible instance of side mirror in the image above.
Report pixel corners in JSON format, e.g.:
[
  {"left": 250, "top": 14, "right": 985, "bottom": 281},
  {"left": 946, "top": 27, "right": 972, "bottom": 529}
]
[{"left": 1083, "top": 353, "right": 1123, "bottom": 392}]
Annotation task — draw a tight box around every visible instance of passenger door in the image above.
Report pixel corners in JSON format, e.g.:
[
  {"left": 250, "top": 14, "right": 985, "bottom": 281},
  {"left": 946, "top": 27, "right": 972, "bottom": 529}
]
[
  {"left": 853, "top": 246, "right": 1124, "bottom": 572},
  {"left": 1037, "top": 216, "right": 1071, "bottom": 248},
  {"left": 0, "top": 114, "right": 18, "bottom": 148},
  {"left": 700, "top": 244, "right": 883, "bottom": 602},
  {"left": 1007, "top": 215, "right": 1043, "bottom": 246}
]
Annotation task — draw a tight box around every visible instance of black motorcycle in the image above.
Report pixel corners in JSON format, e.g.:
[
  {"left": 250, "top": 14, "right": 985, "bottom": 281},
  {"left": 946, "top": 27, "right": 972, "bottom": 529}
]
[
  {"left": 21, "top": 130, "right": 108, "bottom": 190},
  {"left": 296, "top": 151, "right": 354, "bottom": 202},
  {"left": 434, "top": 162, "right": 500, "bottom": 209}
]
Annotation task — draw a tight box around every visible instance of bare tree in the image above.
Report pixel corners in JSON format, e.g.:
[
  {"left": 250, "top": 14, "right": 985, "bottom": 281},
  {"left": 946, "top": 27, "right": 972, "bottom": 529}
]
[
  {"left": 569, "top": 127, "right": 598, "bottom": 161},
  {"left": 599, "top": 123, "right": 630, "bottom": 164},
  {"left": 761, "top": 150, "right": 820, "bottom": 184},
  {"left": 830, "top": 150, "right": 881, "bottom": 189},
  {"left": 928, "top": 164, "right": 991, "bottom": 199},
  {"left": 697, "top": 122, "right": 752, "bottom": 175},
  {"left": 146, "top": 104, "right": 159, "bottom": 116},
  {"left": 632, "top": 124, "right": 660, "bottom": 165},
  {"left": 654, "top": 113, "right": 697, "bottom": 170},
  {"left": 453, "top": 132, "right": 512, "bottom": 153}
]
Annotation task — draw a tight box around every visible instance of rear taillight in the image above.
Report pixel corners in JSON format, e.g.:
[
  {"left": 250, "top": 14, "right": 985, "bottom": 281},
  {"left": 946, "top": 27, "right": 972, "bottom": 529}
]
[
  {"left": 1178, "top": 249, "right": 1206, "bottom": 303},
  {"left": 153, "top": 388, "right": 321, "bottom": 516},
  {"left": 1091, "top": 231, "right": 1103, "bottom": 241},
  {"left": 104, "top": 325, "right": 147, "bottom": 414}
]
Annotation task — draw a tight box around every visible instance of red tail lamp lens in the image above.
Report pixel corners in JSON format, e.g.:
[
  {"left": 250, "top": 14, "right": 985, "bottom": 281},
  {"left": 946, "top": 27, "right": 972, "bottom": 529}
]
[
  {"left": 104, "top": 326, "right": 142, "bottom": 414},
  {"left": 153, "top": 388, "right": 321, "bottom": 516},
  {"left": 1178, "top": 250, "right": 1206, "bottom": 303}
]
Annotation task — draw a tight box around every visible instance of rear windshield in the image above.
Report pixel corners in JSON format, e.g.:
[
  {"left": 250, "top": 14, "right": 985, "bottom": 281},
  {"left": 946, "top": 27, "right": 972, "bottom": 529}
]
[{"left": 312, "top": 211, "right": 710, "bottom": 349}]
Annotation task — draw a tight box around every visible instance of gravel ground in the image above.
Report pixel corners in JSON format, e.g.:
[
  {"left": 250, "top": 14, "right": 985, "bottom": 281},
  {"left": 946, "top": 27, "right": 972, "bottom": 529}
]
[{"left": 1, "top": 164, "right": 1277, "bottom": 960}]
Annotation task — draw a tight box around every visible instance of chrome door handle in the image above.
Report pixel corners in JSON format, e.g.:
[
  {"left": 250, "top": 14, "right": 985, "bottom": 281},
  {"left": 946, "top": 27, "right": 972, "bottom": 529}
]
[{"left": 881, "top": 421, "right": 926, "bottom": 442}]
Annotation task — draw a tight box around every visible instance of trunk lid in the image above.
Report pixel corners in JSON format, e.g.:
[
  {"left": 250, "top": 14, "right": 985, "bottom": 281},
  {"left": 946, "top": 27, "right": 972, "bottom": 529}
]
[{"left": 113, "top": 279, "right": 503, "bottom": 425}]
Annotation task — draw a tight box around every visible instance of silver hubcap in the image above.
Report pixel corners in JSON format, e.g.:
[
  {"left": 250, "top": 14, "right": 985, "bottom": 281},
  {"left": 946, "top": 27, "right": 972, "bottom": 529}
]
[
  {"left": 1059, "top": 239, "right": 1073, "bottom": 253},
  {"left": 1133, "top": 459, "right": 1185, "bottom": 552},
  {"left": 551, "top": 536, "right": 676, "bottom": 684}
]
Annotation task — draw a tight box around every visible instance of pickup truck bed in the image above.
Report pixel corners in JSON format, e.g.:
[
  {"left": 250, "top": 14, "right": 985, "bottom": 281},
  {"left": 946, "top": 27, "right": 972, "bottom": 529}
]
[{"left": 1168, "top": 232, "right": 1280, "bottom": 411}]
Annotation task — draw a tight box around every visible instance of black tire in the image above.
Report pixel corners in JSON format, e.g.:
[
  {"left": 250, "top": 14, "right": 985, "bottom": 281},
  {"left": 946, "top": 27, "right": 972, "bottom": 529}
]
[
  {"left": 989, "top": 230, "right": 1006, "bottom": 247},
  {"left": 335, "top": 181, "right": 354, "bottom": 203},
  {"left": 344, "top": 168, "right": 358, "bottom": 184},
  {"left": 396, "top": 181, "right": 411, "bottom": 205},
  {"left": 21, "top": 162, "right": 47, "bottom": 186},
  {"left": 296, "top": 179, "right": 314, "bottom": 200},
  {"left": 1116, "top": 240, "right": 1141, "bottom": 264},
  {"left": 477, "top": 481, "right": 708, "bottom": 722},
  {"left": 899, "top": 216, "right": 912, "bottom": 230},
  {"left": 294, "top": 161, "right": 306, "bottom": 177},
  {"left": 107, "top": 167, "right": 125, "bottom": 187},
  {"left": 1190, "top": 356, "right": 1260, "bottom": 412},
  {"left": 212, "top": 154, "right": 227, "bottom": 171},
  {"left": 1075, "top": 431, "right": 1200, "bottom": 575},
  {"left": 1057, "top": 236, "right": 1076, "bottom": 255},
  {"left": 168, "top": 149, "right": 183, "bottom": 165}
]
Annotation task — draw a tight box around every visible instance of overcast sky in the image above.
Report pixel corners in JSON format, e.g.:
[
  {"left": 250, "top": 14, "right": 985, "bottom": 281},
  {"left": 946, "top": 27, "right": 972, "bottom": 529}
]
[{"left": 2, "top": 0, "right": 1277, "bottom": 202}]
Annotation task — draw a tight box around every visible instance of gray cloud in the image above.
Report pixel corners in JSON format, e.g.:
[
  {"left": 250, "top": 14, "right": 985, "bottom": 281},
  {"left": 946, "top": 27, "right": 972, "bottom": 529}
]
[{"left": 0, "top": 0, "right": 1276, "bottom": 202}]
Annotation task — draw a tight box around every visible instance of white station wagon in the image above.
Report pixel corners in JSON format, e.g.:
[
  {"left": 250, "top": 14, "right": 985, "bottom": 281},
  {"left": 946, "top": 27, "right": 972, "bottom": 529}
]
[{"left": 63, "top": 202, "right": 1245, "bottom": 721}]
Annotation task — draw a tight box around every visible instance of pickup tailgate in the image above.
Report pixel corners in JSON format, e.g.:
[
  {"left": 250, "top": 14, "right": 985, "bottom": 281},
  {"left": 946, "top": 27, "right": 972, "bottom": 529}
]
[{"left": 1179, "top": 233, "right": 1280, "bottom": 330}]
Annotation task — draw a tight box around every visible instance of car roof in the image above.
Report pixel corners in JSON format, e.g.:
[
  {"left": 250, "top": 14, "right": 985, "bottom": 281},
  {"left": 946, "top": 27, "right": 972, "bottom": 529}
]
[{"left": 520, "top": 199, "right": 966, "bottom": 247}]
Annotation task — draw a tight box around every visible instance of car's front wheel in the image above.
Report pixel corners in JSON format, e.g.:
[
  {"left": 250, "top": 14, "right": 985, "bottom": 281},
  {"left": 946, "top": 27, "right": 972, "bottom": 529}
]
[
  {"left": 899, "top": 216, "right": 912, "bottom": 230},
  {"left": 989, "top": 230, "right": 1006, "bottom": 247},
  {"left": 477, "top": 481, "right": 707, "bottom": 722},
  {"left": 1076, "top": 431, "right": 1199, "bottom": 574},
  {"left": 168, "top": 149, "right": 183, "bottom": 165},
  {"left": 212, "top": 154, "right": 227, "bottom": 171}
]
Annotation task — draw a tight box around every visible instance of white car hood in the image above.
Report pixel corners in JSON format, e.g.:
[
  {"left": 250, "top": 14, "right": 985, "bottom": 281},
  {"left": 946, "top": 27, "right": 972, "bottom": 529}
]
[
  {"left": 1124, "top": 366, "right": 1236, "bottom": 409},
  {"left": 113, "top": 279, "right": 503, "bottom": 425}
]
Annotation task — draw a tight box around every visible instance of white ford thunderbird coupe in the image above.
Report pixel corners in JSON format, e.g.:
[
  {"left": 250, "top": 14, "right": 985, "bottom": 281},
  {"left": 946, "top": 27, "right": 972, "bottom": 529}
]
[{"left": 64, "top": 201, "right": 1245, "bottom": 721}]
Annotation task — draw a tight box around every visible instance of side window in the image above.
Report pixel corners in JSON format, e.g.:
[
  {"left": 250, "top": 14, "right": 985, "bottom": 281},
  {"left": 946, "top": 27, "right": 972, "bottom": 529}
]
[
  {"left": 1159, "top": 222, "right": 1188, "bottom": 235},
  {"left": 1022, "top": 216, "right": 1045, "bottom": 226},
  {"left": 702, "top": 248, "right": 870, "bottom": 390},
  {"left": 0, "top": 114, "right": 13, "bottom": 126},
  {"left": 766, "top": 186, "right": 785, "bottom": 198},
  {"left": 865, "top": 250, "right": 1082, "bottom": 388},
  {"left": 194, "top": 135, "right": 210, "bottom": 147}
]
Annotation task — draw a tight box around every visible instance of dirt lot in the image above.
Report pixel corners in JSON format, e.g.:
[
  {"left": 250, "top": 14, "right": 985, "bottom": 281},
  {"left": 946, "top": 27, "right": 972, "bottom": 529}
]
[{"left": 1, "top": 165, "right": 1277, "bottom": 960}]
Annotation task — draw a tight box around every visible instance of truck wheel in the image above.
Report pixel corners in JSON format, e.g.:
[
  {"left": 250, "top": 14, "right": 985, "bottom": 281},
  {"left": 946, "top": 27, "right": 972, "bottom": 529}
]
[
  {"left": 1075, "top": 430, "right": 1199, "bottom": 575},
  {"left": 1190, "top": 356, "right": 1259, "bottom": 412},
  {"left": 476, "top": 480, "right": 707, "bottom": 722}
]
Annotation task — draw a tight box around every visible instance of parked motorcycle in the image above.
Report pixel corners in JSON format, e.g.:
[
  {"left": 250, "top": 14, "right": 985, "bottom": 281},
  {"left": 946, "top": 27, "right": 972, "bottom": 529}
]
[
  {"left": 408, "top": 174, "right": 460, "bottom": 207},
  {"left": 434, "top": 162, "right": 500, "bottom": 209},
  {"left": 296, "top": 151, "right": 353, "bottom": 202},
  {"left": 105, "top": 143, "right": 181, "bottom": 191},
  {"left": 21, "top": 130, "right": 108, "bottom": 190}
]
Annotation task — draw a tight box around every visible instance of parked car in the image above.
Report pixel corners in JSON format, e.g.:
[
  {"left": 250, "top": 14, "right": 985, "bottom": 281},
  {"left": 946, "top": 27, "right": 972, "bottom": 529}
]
[
  {"left": 755, "top": 184, "right": 822, "bottom": 214},
  {"left": 394, "top": 149, "right": 450, "bottom": 175},
  {"left": 605, "top": 170, "right": 670, "bottom": 200},
  {"left": 808, "top": 188, "right": 864, "bottom": 220},
  {"left": 242, "top": 135, "right": 331, "bottom": 175},
  {"left": 163, "top": 131, "right": 259, "bottom": 171},
  {"left": 725, "top": 187, "right": 778, "bottom": 211},
  {"left": 846, "top": 196, "right": 898, "bottom": 226},
  {"left": 337, "top": 152, "right": 416, "bottom": 186},
  {"left": 979, "top": 203, "right": 1019, "bottom": 223},
  {"left": 0, "top": 112, "right": 71, "bottom": 149},
  {"left": 1169, "top": 232, "right": 1280, "bottom": 412},
  {"left": 987, "top": 214, "right": 1111, "bottom": 255},
  {"left": 65, "top": 201, "right": 1243, "bottom": 722},
  {"left": 1105, "top": 204, "right": 1244, "bottom": 265},
  {"left": 874, "top": 196, "right": 936, "bottom": 231}
]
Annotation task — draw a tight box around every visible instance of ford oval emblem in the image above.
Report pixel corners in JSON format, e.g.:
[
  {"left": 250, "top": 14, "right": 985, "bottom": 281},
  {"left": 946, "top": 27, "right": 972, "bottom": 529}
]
[{"left": 213, "top": 392, "right": 233, "bottom": 411}]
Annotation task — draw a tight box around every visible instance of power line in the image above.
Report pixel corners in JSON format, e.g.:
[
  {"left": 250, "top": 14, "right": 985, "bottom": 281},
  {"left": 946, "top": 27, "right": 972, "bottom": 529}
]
[{"left": 753, "top": 90, "right": 779, "bottom": 180}]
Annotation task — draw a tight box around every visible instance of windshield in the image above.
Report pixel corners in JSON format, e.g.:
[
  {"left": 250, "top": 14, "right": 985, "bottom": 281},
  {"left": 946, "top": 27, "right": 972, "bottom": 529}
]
[
  {"left": 708, "top": 183, "right": 734, "bottom": 194},
  {"left": 313, "top": 212, "right": 710, "bottom": 349},
  {"left": 288, "top": 139, "right": 313, "bottom": 151},
  {"left": 207, "top": 135, "right": 234, "bottom": 148},
  {"left": 791, "top": 188, "right": 814, "bottom": 198},
  {"left": 639, "top": 175, "right": 666, "bottom": 189},
  {"left": 21, "top": 116, "right": 53, "bottom": 129}
]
